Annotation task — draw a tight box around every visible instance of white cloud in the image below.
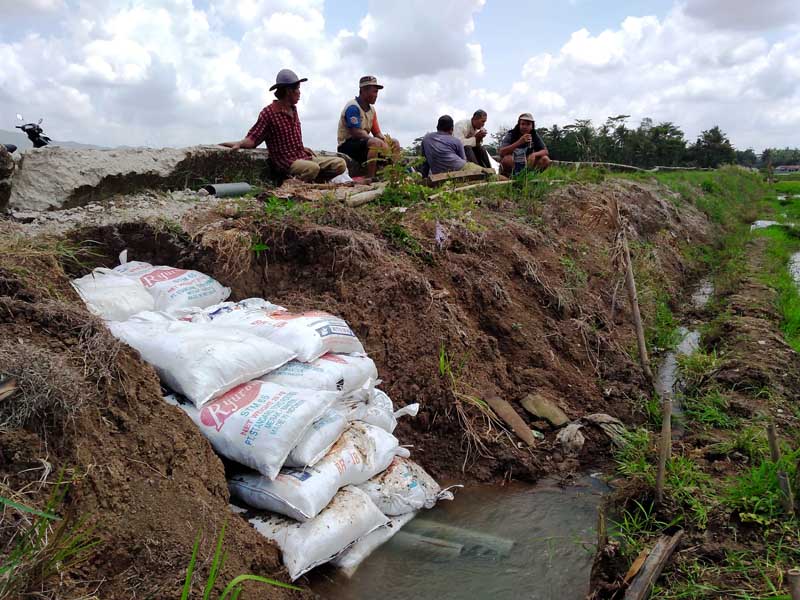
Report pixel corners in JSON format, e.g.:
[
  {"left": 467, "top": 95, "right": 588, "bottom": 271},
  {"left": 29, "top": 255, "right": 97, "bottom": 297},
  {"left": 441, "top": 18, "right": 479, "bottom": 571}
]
[
  {"left": 682, "top": 0, "right": 800, "bottom": 31},
  {"left": 1, "top": 0, "right": 798, "bottom": 154}
]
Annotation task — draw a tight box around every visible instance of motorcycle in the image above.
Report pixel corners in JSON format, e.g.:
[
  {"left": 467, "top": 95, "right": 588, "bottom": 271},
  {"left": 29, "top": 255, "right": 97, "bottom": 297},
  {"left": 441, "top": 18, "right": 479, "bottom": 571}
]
[{"left": 14, "top": 113, "right": 51, "bottom": 149}]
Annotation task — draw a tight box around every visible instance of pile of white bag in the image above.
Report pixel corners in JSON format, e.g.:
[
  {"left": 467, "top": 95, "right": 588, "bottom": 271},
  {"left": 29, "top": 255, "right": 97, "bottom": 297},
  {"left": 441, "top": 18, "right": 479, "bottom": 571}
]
[{"left": 74, "top": 253, "right": 454, "bottom": 581}]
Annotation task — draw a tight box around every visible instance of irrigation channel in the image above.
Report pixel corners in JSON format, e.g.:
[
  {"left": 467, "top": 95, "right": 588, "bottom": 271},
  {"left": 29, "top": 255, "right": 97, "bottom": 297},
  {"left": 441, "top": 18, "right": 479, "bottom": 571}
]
[{"left": 312, "top": 278, "right": 717, "bottom": 600}]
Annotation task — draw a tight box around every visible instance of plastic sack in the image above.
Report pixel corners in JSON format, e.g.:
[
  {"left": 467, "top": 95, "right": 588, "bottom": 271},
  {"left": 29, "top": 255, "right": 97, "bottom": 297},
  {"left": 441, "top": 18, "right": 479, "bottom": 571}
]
[
  {"left": 261, "top": 353, "right": 377, "bottom": 396},
  {"left": 181, "top": 300, "right": 364, "bottom": 362},
  {"left": 72, "top": 268, "right": 154, "bottom": 321},
  {"left": 358, "top": 456, "right": 454, "bottom": 515},
  {"left": 165, "top": 381, "right": 337, "bottom": 479},
  {"left": 284, "top": 405, "right": 349, "bottom": 468},
  {"left": 229, "top": 422, "right": 408, "bottom": 521},
  {"left": 247, "top": 486, "right": 388, "bottom": 580},
  {"left": 113, "top": 251, "right": 230, "bottom": 313},
  {"left": 283, "top": 385, "right": 372, "bottom": 468},
  {"left": 361, "top": 389, "right": 419, "bottom": 433},
  {"left": 332, "top": 512, "right": 416, "bottom": 577},
  {"left": 110, "top": 313, "right": 295, "bottom": 407}
]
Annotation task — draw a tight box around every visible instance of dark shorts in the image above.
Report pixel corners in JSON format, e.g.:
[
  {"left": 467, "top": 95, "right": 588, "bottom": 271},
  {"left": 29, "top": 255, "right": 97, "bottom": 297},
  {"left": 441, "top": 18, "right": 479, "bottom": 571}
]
[{"left": 337, "top": 137, "right": 369, "bottom": 164}]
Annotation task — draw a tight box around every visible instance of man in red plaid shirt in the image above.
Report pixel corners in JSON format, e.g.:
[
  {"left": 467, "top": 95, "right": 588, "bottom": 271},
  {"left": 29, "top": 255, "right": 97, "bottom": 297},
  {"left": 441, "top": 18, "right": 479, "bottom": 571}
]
[{"left": 221, "top": 69, "right": 345, "bottom": 182}]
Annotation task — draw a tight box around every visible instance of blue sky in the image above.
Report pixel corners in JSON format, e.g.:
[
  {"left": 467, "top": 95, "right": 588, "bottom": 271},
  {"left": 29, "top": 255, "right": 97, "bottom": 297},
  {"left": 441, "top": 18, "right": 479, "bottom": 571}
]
[{"left": 1, "top": 0, "right": 799, "bottom": 151}]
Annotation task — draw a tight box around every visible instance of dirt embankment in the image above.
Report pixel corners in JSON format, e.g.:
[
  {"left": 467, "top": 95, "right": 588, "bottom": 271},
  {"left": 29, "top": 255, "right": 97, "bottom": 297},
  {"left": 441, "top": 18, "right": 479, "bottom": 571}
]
[{"left": 0, "top": 178, "right": 708, "bottom": 598}]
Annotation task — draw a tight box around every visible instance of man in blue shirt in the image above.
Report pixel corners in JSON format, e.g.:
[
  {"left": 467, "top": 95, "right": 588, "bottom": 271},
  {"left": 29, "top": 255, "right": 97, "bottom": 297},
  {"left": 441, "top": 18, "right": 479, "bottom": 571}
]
[
  {"left": 421, "top": 115, "right": 472, "bottom": 175},
  {"left": 499, "top": 113, "right": 551, "bottom": 176}
]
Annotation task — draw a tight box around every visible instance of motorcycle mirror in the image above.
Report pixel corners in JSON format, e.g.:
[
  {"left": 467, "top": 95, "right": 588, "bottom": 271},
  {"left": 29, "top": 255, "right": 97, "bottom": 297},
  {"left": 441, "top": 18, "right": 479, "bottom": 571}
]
[
  {"left": 16, "top": 114, "right": 23, "bottom": 121},
  {"left": 37, "top": 118, "right": 43, "bottom": 125}
]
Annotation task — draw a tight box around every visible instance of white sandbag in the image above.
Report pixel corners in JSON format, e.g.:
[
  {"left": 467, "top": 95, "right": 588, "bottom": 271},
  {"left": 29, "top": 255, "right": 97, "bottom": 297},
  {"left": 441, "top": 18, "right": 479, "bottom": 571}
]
[
  {"left": 247, "top": 486, "right": 388, "bottom": 580},
  {"left": 358, "top": 456, "right": 454, "bottom": 515},
  {"left": 283, "top": 384, "right": 373, "bottom": 468},
  {"left": 332, "top": 512, "right": 416, "bottom": 577},
  {"left": 166, "top": 381, "right": 337, "bottom": 479},
  {"left": 260, "top": 353, "right": 377, "bottom": 396},
  {"left": 284, "top": 405, "right": 349, "bottom": 468},
  {"left": 72, "top": 268, "right": 154, "bottom": 321},
  {"left": 113, "top": 252, "right": 230, "bottom": 313},
  {"left": 229, "top": 422, "right": 408, "bottom": 520},
  {"left": 182, "top": 300, "right": 364, "bottom": 362},
  {"left": 361, "top": 388, "right": 420, "bottom": 433},
  {"left": 110, "top": 314, "right": 295, "bottom": 407}
]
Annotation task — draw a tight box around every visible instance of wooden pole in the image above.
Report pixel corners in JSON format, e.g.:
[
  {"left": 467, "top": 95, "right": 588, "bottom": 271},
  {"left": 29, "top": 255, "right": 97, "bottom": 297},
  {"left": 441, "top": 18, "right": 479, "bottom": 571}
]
[
  {"left": 624, "top": 530, "right": 684, "bottom": 600},
  {"left": 621, "top": 228, "right": 654, "bottom": 382},
  {"left": 655, "top": 398, "right": 672, "bottom": 505},
  {"left": 788, "top": 568, "right": 800, "bottom": 600},
  {"left": 767, "top": 424, "right": 795, "bottom": 517}
]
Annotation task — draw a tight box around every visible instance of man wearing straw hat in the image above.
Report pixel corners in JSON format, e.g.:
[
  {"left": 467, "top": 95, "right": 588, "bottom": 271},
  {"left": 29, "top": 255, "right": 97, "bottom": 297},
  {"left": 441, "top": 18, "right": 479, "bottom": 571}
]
[
  {"left": 221, "top": 68, "right": 345, "bottom": 183},
  {"left": 337, "top": 75, "right": 400, "bottom": 181}
]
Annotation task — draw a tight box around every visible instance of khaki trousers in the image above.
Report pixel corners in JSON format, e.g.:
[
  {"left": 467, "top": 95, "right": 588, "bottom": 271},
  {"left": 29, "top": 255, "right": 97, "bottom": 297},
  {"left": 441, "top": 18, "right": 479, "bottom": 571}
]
[{"left": 288, "top": 156, "right": 347, "bottom": 182}]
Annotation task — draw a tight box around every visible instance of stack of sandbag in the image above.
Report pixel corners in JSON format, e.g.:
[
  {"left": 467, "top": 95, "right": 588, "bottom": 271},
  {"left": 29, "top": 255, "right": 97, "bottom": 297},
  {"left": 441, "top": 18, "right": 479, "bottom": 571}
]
[{"left": 71, "top": 255, "right": 454, "bottom": 581}]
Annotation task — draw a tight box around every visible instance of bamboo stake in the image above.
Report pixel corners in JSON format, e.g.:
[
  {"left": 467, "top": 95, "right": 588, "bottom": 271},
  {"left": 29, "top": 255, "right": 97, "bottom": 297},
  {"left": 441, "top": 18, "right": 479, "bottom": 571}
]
[
  {"left": 788, "top": 568, "right": 800, "bottom": 600},
  {"left": 428, "top": 179, "right": 513, "bottom": 200},
  {"left": 655, "top": 398, "right": 672, "bottom": 505},
  {"left": 767, "top": 424, "right": 795, "bottom": 516},
  {"left": 620, "top": 228, "right": 654, "bottom": 383}
]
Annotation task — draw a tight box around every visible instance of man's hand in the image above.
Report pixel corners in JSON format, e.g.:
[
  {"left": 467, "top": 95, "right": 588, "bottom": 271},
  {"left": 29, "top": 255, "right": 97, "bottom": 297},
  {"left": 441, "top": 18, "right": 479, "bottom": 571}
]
[
  {"left": 517, "top": 133, "right": 532, "bottom": 146},
  {"left": 304, "top": 146, "right": 316, "bottom": 157},
  {"left": 475, "top": 129, "right": 487, "bottom": 143}
]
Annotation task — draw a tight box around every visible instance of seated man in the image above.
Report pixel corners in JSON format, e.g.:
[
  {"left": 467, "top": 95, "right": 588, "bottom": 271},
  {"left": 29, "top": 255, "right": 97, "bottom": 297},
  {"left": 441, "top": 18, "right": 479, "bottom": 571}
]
[
  {"left": 337, "top": 76, "right": 400, "bottom": 180},
  {"left": 498, "top": 112, "right": 551, "bottom": 176},
  {"left": 421, "top": 115, "right": 487, "bottom": 175},
  {"left": 454, "top": 109, "right": 492, "bottom": 169},
  {"left": 220, "top": 68, "right": 345, "bottom": 183}
]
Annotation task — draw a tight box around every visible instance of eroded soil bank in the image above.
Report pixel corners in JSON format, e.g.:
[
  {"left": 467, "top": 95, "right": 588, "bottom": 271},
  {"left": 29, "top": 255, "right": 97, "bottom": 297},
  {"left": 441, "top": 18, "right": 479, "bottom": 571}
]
[{"left": 0, "top": 172, "right": 710, "bottom": 598}]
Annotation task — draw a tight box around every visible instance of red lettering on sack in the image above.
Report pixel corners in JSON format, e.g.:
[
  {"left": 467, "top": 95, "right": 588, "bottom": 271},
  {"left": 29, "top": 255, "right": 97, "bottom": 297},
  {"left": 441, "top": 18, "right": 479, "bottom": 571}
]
[
  {"left": 319, "top": 353, "right": 347, "bottom": 364},
  {"left": 140, "top": 268, "right": 189, "bottom": 288},
  {"left": 200, "top": 382, "right": 262, "bottom": 431}
]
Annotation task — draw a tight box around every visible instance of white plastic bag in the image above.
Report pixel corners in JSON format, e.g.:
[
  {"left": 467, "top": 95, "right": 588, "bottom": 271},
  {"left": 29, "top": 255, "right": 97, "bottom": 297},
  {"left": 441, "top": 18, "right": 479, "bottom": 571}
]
[
  {"left": 110, "top": 313, "right": 295, "bottom": 406},
  {"left": 166, "top": 381, "right": 337, "bottom": 479},
  {"left": 247, "top": 486, "right": 388, "bottom": 580},
  {"left": 72, "top": 268, "right": 154, "bottom": 321},
  {"left": 229, "top": 422, "right": 408, "bottom": 520},
  {"left": 332, "top": 512, "right": 416, "bottom": 577},
  {"left": 261, "top": 353, "right": 377, "bottom": 396},
  {"left": 284, "top": 405, "right": 349, "bottom": 468},
  {"left": 361, "top": 389, "right": 419, "bottom": 433},
  {"left": 283, "top": 385, "right": 373, "bottom": 468},
  {"left": 113, "top": 252, "right": 230, "bottom": 313},
  {"left": 358, "top": 456, "right": 454, "bottom": 515},
  {"left": 182, "top": 300, "right": 364, "bottom": 362}
]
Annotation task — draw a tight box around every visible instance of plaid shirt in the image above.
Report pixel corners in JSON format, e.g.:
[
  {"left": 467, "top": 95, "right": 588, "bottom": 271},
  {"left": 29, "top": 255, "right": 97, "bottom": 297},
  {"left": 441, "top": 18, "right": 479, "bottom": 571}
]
[{"left": 246, "top": 101, "right": 310, "bottom": 172}]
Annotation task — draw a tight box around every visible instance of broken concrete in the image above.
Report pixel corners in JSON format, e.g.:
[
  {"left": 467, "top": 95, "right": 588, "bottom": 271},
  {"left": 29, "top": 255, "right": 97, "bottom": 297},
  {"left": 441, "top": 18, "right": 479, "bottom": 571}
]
[
  {"left": 520, "top": 392, "right": 569, "bottom": 427},
  {"left": 7, "top": 145, "right": 272, "bottom": 213}
]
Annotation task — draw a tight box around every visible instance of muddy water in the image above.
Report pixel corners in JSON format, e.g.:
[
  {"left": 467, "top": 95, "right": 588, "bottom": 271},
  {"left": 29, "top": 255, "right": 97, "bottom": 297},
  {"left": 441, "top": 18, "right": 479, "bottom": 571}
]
[
  {"left": 790, "top": 252, "right": 800, "bottom": 286},
  {"left": 314, "top": 476, "right": 608, "bottom": 600},
  {"left": 653, "top": 278, "right": 713, "bottom": 436}
]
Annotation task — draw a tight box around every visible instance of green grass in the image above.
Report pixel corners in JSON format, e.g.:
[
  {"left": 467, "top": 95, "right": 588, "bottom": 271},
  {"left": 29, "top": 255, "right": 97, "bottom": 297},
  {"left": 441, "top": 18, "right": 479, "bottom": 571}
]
[
  {"left": 752, "top": 225, "right": 800, "bottom": 351},
  {"left": 676, "top": 348, "right": 720, "bottom": 393},
  {"left": 710, "top": 426, "right": 769, "bottom": 462},
  {"left": 774, "top": 180, "right": 800, "bottom": 195},
  {"left": 0, "top": 482, "right": 99, "bottom": 600},
  {"left": 683, "top": 389, "right": 737, "bottom": 429},
  {"left": 724, "top": 446, "right": 800, "bottom": 525},
  {"left": 181, "top": 521, "right": 300, "bottom": 599},
  {"left": 647, "top": 297, "right": 681, "bottom": 352}
]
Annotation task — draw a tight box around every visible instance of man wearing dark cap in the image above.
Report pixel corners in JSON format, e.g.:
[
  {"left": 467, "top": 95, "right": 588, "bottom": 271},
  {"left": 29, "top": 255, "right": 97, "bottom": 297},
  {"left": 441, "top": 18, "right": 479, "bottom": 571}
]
[
  {"left": 421, "top": 115, "right": 488, "bottom": 176},
  {"left": 337, "top": 76, "right": 399, "bottom": 180},
  {"left": 221, "top": 68, "right": 345, "bottom": 183}
]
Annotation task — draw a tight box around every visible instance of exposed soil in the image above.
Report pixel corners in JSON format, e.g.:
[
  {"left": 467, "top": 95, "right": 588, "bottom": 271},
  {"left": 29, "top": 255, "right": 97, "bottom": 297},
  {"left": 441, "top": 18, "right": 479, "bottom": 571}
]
[
  {"left": 0, "top": 177, "right": 709, "bottom": 598},
  {"left": 591, "top": 235, "right": 800, "bottom": 597}
]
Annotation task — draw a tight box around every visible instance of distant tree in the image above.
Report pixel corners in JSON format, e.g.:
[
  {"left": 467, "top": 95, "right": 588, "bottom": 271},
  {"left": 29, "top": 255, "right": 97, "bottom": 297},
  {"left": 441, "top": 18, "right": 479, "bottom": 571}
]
[
  {"left": 687, "top": 126, "right": 736, "bottom": 168},
  {"left": 735, "top": 148, "right": 758, "bottom": 168}
]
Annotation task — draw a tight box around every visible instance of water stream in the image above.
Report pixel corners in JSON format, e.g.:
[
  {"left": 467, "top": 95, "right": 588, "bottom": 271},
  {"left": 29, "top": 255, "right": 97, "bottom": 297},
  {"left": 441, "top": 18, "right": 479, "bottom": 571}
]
[
  {"left": 314, "top": 476, "right": 608, "bottom": 600},
  {"left": 652, "top": 278, "right": 713, "bottom": 437}
]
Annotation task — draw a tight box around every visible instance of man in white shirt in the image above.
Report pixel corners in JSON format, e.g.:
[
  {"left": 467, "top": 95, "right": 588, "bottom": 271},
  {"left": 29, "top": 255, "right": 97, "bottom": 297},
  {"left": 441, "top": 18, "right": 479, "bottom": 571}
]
[{"left": 454, "top": 109, "right": 492, "bottom": 169}]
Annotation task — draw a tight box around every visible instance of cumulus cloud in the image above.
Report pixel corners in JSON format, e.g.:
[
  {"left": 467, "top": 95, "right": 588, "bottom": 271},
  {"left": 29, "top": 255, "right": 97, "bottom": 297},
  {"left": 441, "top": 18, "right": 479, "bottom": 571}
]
[
  {"left": 682, "top": 0, "right": 800, "bottom": 31},
  {"left": 0, "top": 0, "right": 798, "bottom": 152}
]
